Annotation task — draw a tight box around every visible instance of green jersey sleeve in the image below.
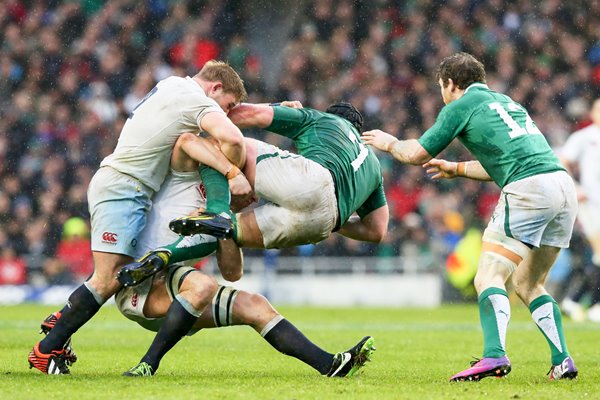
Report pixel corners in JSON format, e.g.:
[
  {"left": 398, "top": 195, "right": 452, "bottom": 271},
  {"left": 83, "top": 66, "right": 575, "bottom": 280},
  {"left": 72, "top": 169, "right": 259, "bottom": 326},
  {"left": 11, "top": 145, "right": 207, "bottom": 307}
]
[
  {"left": 356, "top": 182, "right": 387, "bottom": 218},
  {"left": 266, "top": 106, "right": 312, "bottom": 139},
  {"left": 418, "top": 103, "right": 470, "bottom": 157}
]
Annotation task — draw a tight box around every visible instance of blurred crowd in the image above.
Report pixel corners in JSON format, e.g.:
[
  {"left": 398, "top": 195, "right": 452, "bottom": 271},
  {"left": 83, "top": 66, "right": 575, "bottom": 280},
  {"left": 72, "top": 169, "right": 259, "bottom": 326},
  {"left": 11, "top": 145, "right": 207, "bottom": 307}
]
[{"left": 0, "top": 0, "right": 597, "bottom": 287}]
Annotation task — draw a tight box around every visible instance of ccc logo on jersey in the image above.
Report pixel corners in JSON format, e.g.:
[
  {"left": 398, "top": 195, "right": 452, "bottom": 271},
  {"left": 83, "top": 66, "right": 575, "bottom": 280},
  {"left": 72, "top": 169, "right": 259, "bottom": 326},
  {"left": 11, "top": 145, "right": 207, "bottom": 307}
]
[{"left": 102, "top": 232, "right": 118, "bottom": 244}]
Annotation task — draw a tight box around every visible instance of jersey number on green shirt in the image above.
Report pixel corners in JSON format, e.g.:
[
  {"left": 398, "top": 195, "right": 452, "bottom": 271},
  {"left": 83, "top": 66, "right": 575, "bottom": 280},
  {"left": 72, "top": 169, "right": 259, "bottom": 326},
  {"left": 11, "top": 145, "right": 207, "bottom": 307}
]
[
  {"left": 488, "top": 102, "right": 542, "bottom": 139},
  {"left": 348, "top": 130, "right": 368, "bottom": 171}
]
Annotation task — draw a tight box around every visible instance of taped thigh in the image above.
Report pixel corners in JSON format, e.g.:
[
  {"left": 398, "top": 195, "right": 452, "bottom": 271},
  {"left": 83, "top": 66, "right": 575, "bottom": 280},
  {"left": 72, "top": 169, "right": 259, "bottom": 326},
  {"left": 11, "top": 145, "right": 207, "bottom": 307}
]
[
  {"left": 479, "top": 251, "right": 518, "bottom": 275},
  {"left": 165, "top": 265, "right": 196, "bottom": 302},
  {"left": 212, "top": 285, "right": 239, "bottom": 327},
  {"left": 483, "top": 229, "right": 531, "bottom": 260}
]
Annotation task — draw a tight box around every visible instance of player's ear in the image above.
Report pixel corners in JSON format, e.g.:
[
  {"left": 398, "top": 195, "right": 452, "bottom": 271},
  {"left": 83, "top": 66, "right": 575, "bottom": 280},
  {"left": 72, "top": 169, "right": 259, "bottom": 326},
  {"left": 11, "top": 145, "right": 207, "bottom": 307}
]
[
  {"left": 211, "top": 82, "right": 223, "bottom": 94},
  {"left": 447, "top": 78, "right": 456, "bottom": 91}
]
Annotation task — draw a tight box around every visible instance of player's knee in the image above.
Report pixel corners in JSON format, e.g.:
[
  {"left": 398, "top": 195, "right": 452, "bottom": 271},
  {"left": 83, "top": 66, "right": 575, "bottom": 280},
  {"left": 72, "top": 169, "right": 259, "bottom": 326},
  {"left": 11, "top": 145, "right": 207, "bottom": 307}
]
[
  {"left": 474, "top": 251, "right": 516, "bottom": 293},
  {"left": 178, "top": 132, "right": 198, "bottom": 147},
  {"left": 372, "top": 228, "right": 386, "bottom": 243},
  {"left": 88, "top": 273, "right": 121, "bottom": 299},
  {"left": 182, "top": 273, "right": 218, "bottom": 305},
  {"left": 245, "top": 293, "right": 274, "bottom": 314},
  {"left": 235, "top": 292, "right": 277, "bottom": 327}
]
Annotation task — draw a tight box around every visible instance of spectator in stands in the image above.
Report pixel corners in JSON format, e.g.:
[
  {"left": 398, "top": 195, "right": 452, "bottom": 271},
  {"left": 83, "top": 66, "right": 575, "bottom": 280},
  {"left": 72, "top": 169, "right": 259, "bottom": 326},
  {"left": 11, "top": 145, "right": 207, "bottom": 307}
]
[
  {"left": 0, "top": 0, "right": 598, "bottom": 287},
  {"left": 0, "top": 246, "right": 27, "bottom": 285},
  {"left": 55, "top": 217, "right": 93, "bottom": 282}
]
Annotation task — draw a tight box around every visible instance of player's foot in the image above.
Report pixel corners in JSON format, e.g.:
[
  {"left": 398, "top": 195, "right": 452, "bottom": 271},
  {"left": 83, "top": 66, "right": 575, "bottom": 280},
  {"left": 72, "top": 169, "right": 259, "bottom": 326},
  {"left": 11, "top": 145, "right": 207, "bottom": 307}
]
[
  {"left": 169, "top": 212, "right": 233, "bottom": 239},
  {"left": 116, "top": 249, "right": 171, "bottom": 287},
  {"left": 326, "top": 336, "right": 376, "bottom": 377},
  {"left": 39, "top": 311, "right": 78, "bottom": 365},
  {"left": 123, "top": 362, "right": 155, "bottom": 377},
  {"left": 449, "top": 356, "right": 511, "bottom": 382},
  {"left": 548, "top": 356, "right": 578, "bottom": 380},
  {"left": 28, "top": 342, "right": 71, "bottom": 375},
  {"left": 561, "top": 297, "right": 586, "bottom": 322}
]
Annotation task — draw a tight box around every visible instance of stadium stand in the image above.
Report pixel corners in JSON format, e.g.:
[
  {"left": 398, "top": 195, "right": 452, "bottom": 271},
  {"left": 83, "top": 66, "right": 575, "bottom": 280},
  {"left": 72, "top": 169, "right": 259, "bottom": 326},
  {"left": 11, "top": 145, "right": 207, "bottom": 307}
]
[{"left": 0, "top": 1, "right": 594, "bottom": 299}]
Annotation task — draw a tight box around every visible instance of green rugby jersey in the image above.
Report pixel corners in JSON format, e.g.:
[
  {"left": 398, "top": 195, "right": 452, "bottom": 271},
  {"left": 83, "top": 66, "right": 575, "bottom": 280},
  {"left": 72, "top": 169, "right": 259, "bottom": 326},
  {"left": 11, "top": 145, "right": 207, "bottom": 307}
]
[
  {"left": 266, "top": 106, "right": 386, "bottom": 226},
  {"left": 418, "top": 83, "right": 564, "bottom": 188}
]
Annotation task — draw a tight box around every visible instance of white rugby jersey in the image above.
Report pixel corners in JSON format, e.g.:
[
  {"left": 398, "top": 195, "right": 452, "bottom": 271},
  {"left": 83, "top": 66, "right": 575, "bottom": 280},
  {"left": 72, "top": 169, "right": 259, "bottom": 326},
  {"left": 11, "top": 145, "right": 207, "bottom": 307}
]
[
  {"left": 561, "top": 123, "right": 600, "bottom": 204},
  {"left": 136, "top": 169, "right": 207, "bottom": 258},
  {"left": 101, "top": 76, "right": 225, "bottom": 191}
]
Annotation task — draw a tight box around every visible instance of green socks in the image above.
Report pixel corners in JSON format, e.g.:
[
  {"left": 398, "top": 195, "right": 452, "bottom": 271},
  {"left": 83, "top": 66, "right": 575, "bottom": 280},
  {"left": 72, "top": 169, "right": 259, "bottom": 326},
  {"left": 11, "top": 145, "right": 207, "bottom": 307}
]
[
  {"left": 479, "top": 287, "right": 510, "bottom": 358},
  {"left": 162, "top": 236, "right": 218, "bottom": 264},
  {"left": 199, "top": 165, "right": 231, "bottom": 215},
  {"left": 478, "top": 289, "right": 570, "bottom": 365},
  {"left": 530, "top": 295, "right": 569, "bottom": 365}
]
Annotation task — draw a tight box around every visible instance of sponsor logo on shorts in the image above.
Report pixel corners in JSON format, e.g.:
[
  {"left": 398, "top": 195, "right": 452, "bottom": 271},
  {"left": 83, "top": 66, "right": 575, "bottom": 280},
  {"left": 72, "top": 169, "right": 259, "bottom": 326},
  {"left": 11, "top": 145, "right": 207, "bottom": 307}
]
[
  {"left": 102, "top": 231, "right": 118, "bottom": 244},
  {"left": 131, "top": 293, "right": 138, "bottom": 307},
  {"left": 197, "top": 183, "right": 207, "bottom": 200}
]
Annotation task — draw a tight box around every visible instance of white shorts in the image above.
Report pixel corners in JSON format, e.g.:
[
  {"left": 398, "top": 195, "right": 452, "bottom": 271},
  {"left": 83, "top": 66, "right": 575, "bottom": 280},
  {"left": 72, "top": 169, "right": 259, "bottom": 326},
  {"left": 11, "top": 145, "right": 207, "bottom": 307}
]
[
  {"left": 253, "top": 142, "right": 338, "bottom": 248},
  {"left": 115, "top": 265, "right": 198, "bottom": 333},
  {"left": 88, "top": 167, "right": 153, "bottom": 257},
  {"left": 487, "top": 171, "right": 577, "bottom": 248}
]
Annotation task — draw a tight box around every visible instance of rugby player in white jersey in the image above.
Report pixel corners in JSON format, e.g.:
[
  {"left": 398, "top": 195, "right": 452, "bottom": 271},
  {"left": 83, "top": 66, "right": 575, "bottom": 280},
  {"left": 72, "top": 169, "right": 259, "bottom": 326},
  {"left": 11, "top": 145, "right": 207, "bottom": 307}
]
[
  {"left": 560, "top": 98, "right": 600, "bottom": 322},
  {"left": 117, "top": 101, "right": 388, "bottom": 287},
  {"left": 29, "top": 61, "right": 253, "bottom": 375},
  {"left": 115, "top": 138, "right": 375, "bottom": 377}
]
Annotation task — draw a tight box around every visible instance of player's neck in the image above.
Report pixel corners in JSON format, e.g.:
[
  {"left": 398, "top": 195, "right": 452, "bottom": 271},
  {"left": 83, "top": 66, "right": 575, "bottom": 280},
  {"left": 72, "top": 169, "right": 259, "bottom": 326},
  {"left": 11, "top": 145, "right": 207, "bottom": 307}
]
[{"left": 192, "top": 76, "right": 210, "bottom": 93}]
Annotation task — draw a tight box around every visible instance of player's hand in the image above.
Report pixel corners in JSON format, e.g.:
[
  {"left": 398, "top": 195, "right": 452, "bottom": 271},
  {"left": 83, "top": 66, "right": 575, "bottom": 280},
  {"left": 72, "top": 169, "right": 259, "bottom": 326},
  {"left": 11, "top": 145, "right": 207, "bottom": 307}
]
[
  {"left": 361, "top": 129, "right": 398, "bottom": 152},
  {"left": 228, "top": 173, "right": 255, "bottom": 207},
  {"left": 423, "top": 158, "right": 458, "bottom": 180},
  {"left": 280, "top": 100, "right": 303, "bottom": 109},
  {"left": 231, "top": 193, "right": 257, "bottom": 212},
  {"left": 189, "top": 207, "right": 206, "bottom": 217}
]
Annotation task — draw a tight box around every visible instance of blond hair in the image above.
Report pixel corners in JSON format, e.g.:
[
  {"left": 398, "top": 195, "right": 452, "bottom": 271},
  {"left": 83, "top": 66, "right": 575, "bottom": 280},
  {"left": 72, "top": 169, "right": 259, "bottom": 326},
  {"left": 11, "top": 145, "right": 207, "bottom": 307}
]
[{"left": 195, "top": 60, "right": 247, "bottom": 102}]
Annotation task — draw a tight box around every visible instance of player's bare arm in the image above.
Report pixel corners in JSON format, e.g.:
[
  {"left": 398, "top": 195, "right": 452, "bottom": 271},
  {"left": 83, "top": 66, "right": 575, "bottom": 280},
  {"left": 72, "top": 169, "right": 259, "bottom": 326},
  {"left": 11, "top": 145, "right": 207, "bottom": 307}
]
[
  {"left": 361, "top": 129, "right": 432, "bottom": 165},
  {"left": 216, "top": 237, "right": 244, "bottom": 282},
  {"left": 174, "top": 133, "right": 253, "bottom": 202},
  {"left": 228, "top": 103, "right": 275, "bottom": 129},
  {"left": 424, "top": 159, "right": 492, "bottom": 181},
  {"left": 200, "top": 111, "right": 246, "bottom": 168},
  {"left": 337, "top": 205, "right": 389, "bottom": 243},
  {"left": 228, "top": 101, "right": 303, "bottom": 129}
]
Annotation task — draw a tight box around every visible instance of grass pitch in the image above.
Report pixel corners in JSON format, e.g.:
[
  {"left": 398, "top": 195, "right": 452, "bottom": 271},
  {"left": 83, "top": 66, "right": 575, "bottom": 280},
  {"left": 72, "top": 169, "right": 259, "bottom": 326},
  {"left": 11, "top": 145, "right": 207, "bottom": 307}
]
[{"left": 0, "top": 303, "right": 597, "bottom": 399}]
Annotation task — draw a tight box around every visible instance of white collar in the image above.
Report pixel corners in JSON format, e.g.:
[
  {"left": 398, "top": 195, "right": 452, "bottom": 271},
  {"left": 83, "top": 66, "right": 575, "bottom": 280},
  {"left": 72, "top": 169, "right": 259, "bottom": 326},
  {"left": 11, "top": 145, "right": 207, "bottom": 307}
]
[
  {"left": 186, "top": 76, "right": 205, "bottom": 93},
  {"left": 464, "top": 83, "right": 489, "bottom": 94}
]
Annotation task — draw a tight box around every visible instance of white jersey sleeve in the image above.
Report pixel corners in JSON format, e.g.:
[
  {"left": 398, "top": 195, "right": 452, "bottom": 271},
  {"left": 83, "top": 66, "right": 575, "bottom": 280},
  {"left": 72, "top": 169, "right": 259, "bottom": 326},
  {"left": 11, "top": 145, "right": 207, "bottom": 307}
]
[
  {"left": 560, "top": 124, "right": 600, "bottom": 204},
  {"left": 100, "top": 76, "right": 225, "bottom": 192},
  {"left": 561, "top": 127, "right": 587, "bottom": 162}
]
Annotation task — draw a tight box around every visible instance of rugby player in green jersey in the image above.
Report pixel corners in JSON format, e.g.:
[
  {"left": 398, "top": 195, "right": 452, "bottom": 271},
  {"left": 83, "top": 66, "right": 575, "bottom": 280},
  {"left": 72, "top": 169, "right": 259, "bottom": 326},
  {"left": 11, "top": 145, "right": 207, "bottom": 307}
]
[
  {"left": 117, "top": 101, "right": 388, "bottom": 287},
  {"left": 167, "top": 101, "right": 389, "bottom": 249},
  {"left": 362, "top": 52, "right": 578, "bottom": 382}
]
